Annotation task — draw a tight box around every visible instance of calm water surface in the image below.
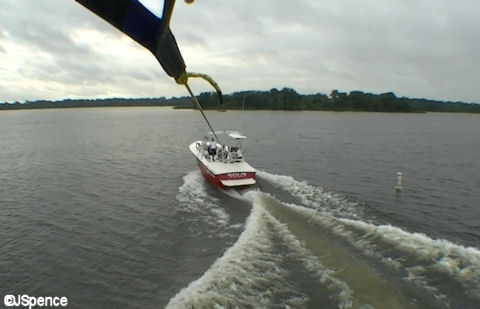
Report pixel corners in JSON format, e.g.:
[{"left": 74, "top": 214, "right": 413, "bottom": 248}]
[{"left": 1, "top": 108, "right": 479, "bottom": 308}]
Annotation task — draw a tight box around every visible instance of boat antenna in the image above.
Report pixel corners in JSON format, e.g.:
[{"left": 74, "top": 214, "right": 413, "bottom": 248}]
[{"left": 176, "top": 71, "right": 222, "bottom": 144}]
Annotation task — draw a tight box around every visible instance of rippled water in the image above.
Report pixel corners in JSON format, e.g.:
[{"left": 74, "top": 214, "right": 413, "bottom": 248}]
[{"left": 1, "top": 108, "right": 479, "bottom": 308}]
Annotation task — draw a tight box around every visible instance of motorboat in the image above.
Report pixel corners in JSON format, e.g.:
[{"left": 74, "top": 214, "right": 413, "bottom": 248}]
[{"left": 189, "top": 131, "right": 256, "bottom": 188}]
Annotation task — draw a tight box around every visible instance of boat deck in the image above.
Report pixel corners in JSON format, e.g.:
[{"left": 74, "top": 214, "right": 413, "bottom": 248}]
[{"left": 189, "top": 142, "right": 256, "bottom": 176}]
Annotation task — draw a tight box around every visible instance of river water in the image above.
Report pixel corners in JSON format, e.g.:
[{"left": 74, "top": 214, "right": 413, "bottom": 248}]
[{"left": 1, "top": 108, "right": 479, "bottom": 308}]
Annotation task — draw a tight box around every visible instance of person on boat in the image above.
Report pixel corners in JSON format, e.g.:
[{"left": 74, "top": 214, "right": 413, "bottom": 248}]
[
  {"left": 222, "top": 144, "right": 229, "bottom": 162},
  {"left": 208, "top": 138, "right": 217, "bottom": 161},
  {"left": 217, "top": 147, "right": 224, "bottom": 162}
]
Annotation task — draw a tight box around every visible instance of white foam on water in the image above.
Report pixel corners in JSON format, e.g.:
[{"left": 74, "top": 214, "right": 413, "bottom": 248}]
[
  {"left": 338, "top": 218, "right": 480, "bottom": 299},
  {"left": 257, "top": 170, "right": 358, "bottom": 218},
  {"left": 258, "top": 170, "right": 480, "bottom": 302},
  {"left": 256, "top": 194, "right": 355, "bottom": 308},
  {"left": 279, "top": 200, "right": 479, "bottom": 301},
  {"left": 167, "top": 191, "right": 299, "bottom": 308},
  {"left": 176, "top": 171, "right": 230, "bottom": 230},
  {"left": 229, "top": 223, "right": 244, "bottom": 230},
  {"left": 167, "top": 192, "right": 354, "bottom": 309},
  {"left": 173, "top": 170, "right": 478, "bottom": 306},
  {"left": 279, "top": 202, "right": 454, "bottom": 307},
  {"left": 220, "top": 186, "right": 259, "bottom": 203},
  {"left": 404, "top": 266, "right": 450, "bottom": 306}
]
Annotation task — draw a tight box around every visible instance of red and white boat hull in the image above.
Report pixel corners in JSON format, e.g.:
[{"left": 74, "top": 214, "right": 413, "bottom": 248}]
[
  {"left": 196, "top": 159, "right": 256, "bottom": 188},
  {"left": 189, "top": 140, "right": 256, "bottom": 189}
]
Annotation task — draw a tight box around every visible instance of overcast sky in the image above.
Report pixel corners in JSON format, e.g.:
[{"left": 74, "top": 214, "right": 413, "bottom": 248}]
[{"left": 1, "top": 0, "right": 479, "bottom": 103}]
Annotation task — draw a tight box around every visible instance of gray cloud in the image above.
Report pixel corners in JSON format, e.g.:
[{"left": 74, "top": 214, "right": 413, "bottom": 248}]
[
  {"left": 1, "top": 0, "right": 479, "bottom": 103},
  {"left": 0, "top": 25, "right": 7, "bottom": 53}
]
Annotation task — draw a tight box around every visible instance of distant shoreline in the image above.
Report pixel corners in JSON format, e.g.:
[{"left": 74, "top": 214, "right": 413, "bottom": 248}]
[{"left": 2, "top": 88, "right": 479, "bottom": 113}]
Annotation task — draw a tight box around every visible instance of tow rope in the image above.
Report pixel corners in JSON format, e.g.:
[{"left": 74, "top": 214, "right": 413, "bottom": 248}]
[{"left": 176, "top": 71, "right": 223, "bottom": 144}]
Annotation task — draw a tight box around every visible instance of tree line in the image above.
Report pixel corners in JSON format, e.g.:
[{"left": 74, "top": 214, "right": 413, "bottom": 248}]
[
  {"left": 1, "top": 88, "right": 479, "bottom": 113},
  {"left": 190, "top": 88, "right": 480, "bottom": 113},
  {"left": 0, "top": 97, "right": 172, "bottom": 110}
]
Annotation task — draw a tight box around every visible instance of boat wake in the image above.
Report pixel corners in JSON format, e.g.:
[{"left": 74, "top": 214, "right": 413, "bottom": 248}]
[
  {"left": 169, "top": 170, "right": 480, "bottom": 308},
  {"left": 176, "top": 171, "right": 238, "bottom": 240}
]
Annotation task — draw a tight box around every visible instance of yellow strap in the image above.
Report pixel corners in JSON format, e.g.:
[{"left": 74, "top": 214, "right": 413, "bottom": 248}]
[
  {"left": 185, "top": 72, "right": 223, "bottom": 101},
  {"left": 175, "top": 71, "right": 189, "bottom": 85},
  {"left": 175, "top": 71, "right": 223, "bottom": 104}
]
